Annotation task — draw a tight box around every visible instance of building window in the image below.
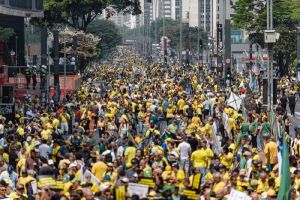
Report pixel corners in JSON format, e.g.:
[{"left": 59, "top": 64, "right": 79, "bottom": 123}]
[{"left": 231, "top": 30, "right": 243, "bottom": 44}]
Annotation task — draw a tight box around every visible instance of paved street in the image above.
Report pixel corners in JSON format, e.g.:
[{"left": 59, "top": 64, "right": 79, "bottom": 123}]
[{"left": 290, "top": 101, "right": 300, "bottom": 138}]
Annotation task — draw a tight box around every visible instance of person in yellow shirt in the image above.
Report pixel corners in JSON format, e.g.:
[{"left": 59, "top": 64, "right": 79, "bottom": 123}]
[
  {"left": 40, "top": 127, "right": 52, "bottom": 140},
  {"left": 162, "top": 165, "right": 175, "bottom": 181},
  {"left": 51, "top": 141, "right": 61, "bottom": 166},
  {"left": 212, "top": 172, "right": 226, "bottom": 194},
  {"left": 264, "top": 137, "right": 277, "bottom": 170},
  {"left": 221, "top": 146, "right": 234, "bottom": 169},
  {"left": 16, "top": 124, "right": 25, "bottom": 137},
  {"left": 91, "top": 157, "right": 108, "bottom": 181},
  {"left": 52, "top": 117, "right": 60, "bottom": 130},
  {"left": 227, "top": 116, "right": 235, "bottom": 139},
  {"left": 257, "top": 170, "right": 269, "bottom": 194},
  {"left": 60, "top": 111, "right": 70, "bottom": 134},
  {"left": 177, "top": 98, "right": 185, "bottom": 111},
  {"left": 191, "top": 142, "right": 209, "bottom": 184},
  {"left": 124, "top": 141, "right": 136, "bottom": 168}
]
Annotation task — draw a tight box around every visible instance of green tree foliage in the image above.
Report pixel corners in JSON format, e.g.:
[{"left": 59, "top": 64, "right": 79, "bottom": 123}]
[
  {"left": 233, "top": 0, "right": 300, "bottom": 76},
  {"left": 140, "top": 18, "right": 208, "bottom": 52},
  {"left": 87, "top": 19, "right": 122, "bottom": 58},
  {"left": 0, "top": 27, "right": 15, "bottom": 65},
  {"left": 37, "top": 0, "right": 141, "bottom": 31},
  {"left": 0, "top": 26, "right": 15, "bottom": 42}
]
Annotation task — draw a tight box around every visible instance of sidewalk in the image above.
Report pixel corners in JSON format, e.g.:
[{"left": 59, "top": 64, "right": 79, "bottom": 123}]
[{"left": 289, "top": 101, "right": 300, "bottom": 138}]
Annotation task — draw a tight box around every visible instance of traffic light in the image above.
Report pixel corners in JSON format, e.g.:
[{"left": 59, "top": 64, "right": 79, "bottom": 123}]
[
  {"left": 226, "top": 67, "right": 231, "bottom": 78},
  {"left": 297, "top": 63, "right": 300, "bottom": 71}
]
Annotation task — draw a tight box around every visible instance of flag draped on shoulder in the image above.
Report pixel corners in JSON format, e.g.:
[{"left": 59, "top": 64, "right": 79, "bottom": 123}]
[{"left": 80, "top": 165, "right": 100, "bottom": 185}]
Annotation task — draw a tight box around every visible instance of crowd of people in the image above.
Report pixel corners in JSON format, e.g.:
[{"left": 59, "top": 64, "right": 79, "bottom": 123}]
[{"left": 0, "top": 53, "right": 299, "bottom": 200}]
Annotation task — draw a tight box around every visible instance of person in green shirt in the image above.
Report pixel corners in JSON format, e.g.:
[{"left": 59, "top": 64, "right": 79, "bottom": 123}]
[
  {"left": 249, "top": 118, "right": 260, "bottom": 148},
  {"left": 241, "top": 119, "right": 250, "bottom": 136},
  {"left": 261, "top": 117, "right": 271, "bottom": 138}
]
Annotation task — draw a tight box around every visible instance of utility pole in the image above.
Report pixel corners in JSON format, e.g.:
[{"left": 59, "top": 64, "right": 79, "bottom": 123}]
[
  {"left": 197, "top": 0, "right": 200, "bottom": 66},
  {"left": 265, "top": 0, "right": 274, "bottom": 113},
  {"left": 63, "top": 36, "right": 66, "bottom": 99},
  {"left": 224, "top": 0, "right": 231, "bottom": 81},
  {"left": 179, "top": 0, "right": 183, "bottom": 66},
  {"left": 297, "top": 26, "right": 300, "bottom": 81}
]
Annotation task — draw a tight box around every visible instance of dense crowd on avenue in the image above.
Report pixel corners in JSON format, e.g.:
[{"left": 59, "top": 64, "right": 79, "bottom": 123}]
[{"left": 0, "top": 53, "right": 299, "bottom": 200}]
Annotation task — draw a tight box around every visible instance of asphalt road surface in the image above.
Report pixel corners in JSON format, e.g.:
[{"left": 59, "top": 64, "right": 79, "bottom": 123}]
[{"left": 290, "top": 101, "right": 300, "bottom": 138}]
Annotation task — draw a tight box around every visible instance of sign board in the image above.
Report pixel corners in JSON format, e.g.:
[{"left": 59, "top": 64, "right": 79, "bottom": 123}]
[
  {"left": 229, "top": 189, "right": 251, "bottom": 200},
  {"left": 115, "top": 185, "right": 126, "bottom": 200},
  {"left": 182, "top": 190, "right": 199, "bottom": 200},
  {"left": 0, "top": 104, "right": 15, "bottom": 121},
  {"left": 139, "top": 178, "right": 155, "bottom": 188},
  {"left": 37, "top": 176, "right": 56, "bottom": 188},
  {"left": 127, "top": 183, "right": 149, "bottom": 198}
]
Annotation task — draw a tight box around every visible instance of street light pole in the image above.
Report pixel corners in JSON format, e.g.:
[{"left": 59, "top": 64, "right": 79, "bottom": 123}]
[
  {"left": 15, "top": 36, "right": 18, "bottom": 66},
  {"left": 64, "top": 36, "right": 66, "bottom": 99},
  {"left": 266, "top": 0, "right": 274, "bottom": 113},
  {"left": 179, "top": 0, "right": 183, "bottom": 66}
]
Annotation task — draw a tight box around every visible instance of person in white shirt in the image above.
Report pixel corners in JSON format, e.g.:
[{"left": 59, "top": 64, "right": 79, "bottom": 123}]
[
  {"left": 0, "top": 165, "right": 18, "bottom": 190},
  {"left": 38, "top": 140, "right": 51, "bottom": 160},
  {"left": 177, "top": 137, "right": 191, "bottom": 177}
]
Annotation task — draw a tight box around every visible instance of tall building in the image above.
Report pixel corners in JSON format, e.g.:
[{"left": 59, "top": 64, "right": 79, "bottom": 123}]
[
  {"left": 0, "top": 0, "right": 44, "bottom": 66},
  {"left": 173, "top": 0, "right": 181, "bottom": 20}
]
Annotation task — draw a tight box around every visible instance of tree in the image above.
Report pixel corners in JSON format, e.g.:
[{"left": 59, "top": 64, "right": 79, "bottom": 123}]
[
  {"left": 55, "top": 28, "right": 100, "bottom": 69},
  {"left": 36, "top": 0, "right": 141, "bottom": 31},
  {"left": 233, "top": 0, "right": 300, "bottom": 76},
  {"left": 130, "top": 18, "right": 208, "bottom": 52},
  {"left": 87, "top": 19, "right": 122, "bottom": 58},
  {"left": 0, "top": 27, "right": 15, "bottom": 65},
  {"left": 0, "top": 26, "right": 15, "bottom": 42}
]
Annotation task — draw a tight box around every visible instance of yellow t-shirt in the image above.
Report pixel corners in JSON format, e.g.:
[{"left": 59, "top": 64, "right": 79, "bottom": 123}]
[
  {"left": 205, "top": 124, "right": 212, "bottom": 135},
  {"left": 52, "top": 145, "right": 60, "bottom": 163},
  {"left": 191, "top": 149, "right": 208, "bottom": 168},
  {"left": 213, "top": 181, "right": 226, "bottom": 193},
  {"left": 124, "top": 146, "right": 137, "bottom": 167},
  {"left": 257, "top": 179, "right": 269, "bottom": 193},
  {"left": 91, "top": 161, "right": 108, "bottom": 181},
  {"left": 41, "top": 129, "right": 52, "bottom": 140},
  {"left": 16, "top": 127, "right": 24, "bottom": 136},
  {"left": 264, "top": 141, "right": 277, "bottom": 164},
  {"left": 60, "top": 113, "right": 70, "bottom": 123},
  {"left": 177, "top": 99, "right": 185, "bottom": 110},
  {"left": 228, "top": 118, "right": 235, "bottom": 130},
  {"left": 17, "top": 157, "right": 26, "bottom": 175},
  {"left": 52, "top": 118, "right": 60, "bottom": 130},
  {"left": 166, "top": 107, "right": 175, "bottom": 119},
  {"left": 221, "top": 152, "right": 233, "bottom": 169}
]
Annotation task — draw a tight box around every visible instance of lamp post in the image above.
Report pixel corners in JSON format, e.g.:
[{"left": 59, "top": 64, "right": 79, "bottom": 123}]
[
  {"left": 15, "top": 36, "right": 18, "bottom": 66},
  {"left": 265, "top": 0, "right": 274, "bottom": 113},
  {"left": 63, "top": 36, "right": 67, "bottom": 99}
]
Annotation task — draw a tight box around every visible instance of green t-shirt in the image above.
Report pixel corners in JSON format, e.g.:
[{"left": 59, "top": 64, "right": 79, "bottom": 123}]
[
  {"left": 241, "top": 122, "right": 250, "bottom": 135},
  {"left": 261, "top": 122, "right": 271, "bottom": 136},
  {"left": 249, "top": 121, "right": 260, "bottom": 134}
]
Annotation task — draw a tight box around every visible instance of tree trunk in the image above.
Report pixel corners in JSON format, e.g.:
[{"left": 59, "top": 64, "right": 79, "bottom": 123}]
[{"left": 277, "top": 51, "right": 289, "bottom": 77}]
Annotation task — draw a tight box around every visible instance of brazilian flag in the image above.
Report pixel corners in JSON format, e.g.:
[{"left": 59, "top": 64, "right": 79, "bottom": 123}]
[{"left": 277, "top": 133, "right": 291, "bottom": 200}]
